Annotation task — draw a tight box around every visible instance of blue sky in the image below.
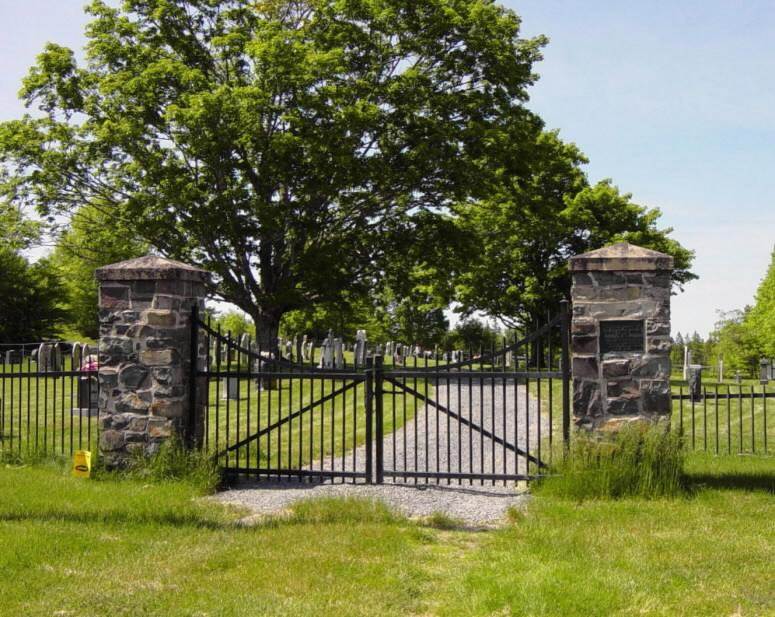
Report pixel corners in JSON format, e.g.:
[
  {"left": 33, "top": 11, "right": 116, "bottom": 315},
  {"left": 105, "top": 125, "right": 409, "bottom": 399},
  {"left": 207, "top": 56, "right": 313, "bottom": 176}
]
[{"left": 1, "top": 1, "right": 773, "bottom": 336}]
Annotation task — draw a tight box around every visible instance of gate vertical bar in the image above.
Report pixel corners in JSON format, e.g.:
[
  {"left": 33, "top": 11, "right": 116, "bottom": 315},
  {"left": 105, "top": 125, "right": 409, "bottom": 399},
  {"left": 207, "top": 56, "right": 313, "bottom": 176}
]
[
  {"left": 374, "top": 355, "right": 384, "bottom": 484},
  {"left": 365, "top": 356, "right": 374, "bottom": 484},
  {"left": 560, "top": 299, "right": 571, "bottom": 448},
  {"left": 188, "top": 304, "right": 199, "bottom": 448}
]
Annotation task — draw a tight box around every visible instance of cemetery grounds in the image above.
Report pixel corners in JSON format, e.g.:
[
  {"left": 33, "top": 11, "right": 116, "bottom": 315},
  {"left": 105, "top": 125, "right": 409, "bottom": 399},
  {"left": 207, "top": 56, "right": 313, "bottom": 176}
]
[{"left": 0, "top": 357, "right": 773, "bottom": 616}]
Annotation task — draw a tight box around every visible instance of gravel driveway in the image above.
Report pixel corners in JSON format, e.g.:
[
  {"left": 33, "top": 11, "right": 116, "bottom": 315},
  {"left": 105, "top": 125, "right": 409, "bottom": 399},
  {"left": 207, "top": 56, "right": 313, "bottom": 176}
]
[{"left": 211, "top": 379, "right": 546, "bottom": 526}]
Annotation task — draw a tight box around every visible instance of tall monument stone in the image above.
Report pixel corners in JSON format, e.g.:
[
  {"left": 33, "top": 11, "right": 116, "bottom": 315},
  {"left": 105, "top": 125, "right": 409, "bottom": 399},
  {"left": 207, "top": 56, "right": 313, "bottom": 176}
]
[
  {"left": 569, "top": 243, "right": 673, "bottom": 431},
  {"left": 96, "top": 255, "right": 210, "bottom": 465}
]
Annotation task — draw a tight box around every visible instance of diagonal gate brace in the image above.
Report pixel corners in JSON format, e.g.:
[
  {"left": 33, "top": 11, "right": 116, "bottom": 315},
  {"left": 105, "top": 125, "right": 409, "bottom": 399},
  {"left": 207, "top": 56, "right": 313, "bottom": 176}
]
[
  {"left": 386, "top": 377, "right": 547, "bottom": 469},
  {"left": 218, "top": 379, "right": 361, "bottom": 457}
]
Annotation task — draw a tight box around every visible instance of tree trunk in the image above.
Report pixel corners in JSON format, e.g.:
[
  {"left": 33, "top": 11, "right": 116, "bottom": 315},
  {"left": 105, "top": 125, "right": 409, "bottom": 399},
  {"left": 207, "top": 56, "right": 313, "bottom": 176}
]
[
  {"left": 253, "top": 311, "right": 281, "bottom": 355},
  {"left": 252, "top": 310, "right": 282, "bottom": 390}
]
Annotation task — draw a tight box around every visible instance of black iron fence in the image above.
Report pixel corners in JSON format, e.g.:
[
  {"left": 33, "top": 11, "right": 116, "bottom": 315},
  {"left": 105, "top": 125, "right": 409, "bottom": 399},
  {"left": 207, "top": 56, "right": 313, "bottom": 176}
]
[
  {"left": 672, "top": 384, "right": 772, "bottom": 454},
  {"left": 0, "top": 342, "right": 99, "bottom": 459}
]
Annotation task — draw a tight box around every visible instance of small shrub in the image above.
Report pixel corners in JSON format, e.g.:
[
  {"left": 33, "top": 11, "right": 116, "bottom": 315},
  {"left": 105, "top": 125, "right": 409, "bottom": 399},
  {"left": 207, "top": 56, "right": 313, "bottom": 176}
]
[{"left": 536, "top": 423, "right": 686, "bottom": 500}]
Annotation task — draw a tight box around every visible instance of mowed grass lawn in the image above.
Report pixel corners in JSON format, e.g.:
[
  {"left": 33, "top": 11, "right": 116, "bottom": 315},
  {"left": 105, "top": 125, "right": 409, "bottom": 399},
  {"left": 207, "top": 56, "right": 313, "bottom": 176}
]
[{"left": 0, "top": 454, "right": 772, "bottom": 616}]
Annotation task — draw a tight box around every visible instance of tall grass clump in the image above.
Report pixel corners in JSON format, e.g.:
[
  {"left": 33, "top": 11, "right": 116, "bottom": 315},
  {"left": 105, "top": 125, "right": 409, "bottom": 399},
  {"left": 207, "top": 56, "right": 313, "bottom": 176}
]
[
  {"left": 121, "top": 437, "right": 221, "bottom": 494},
  {"left": 287, "top": 497, "right": 400, "bottom": 525},
  {"left": 537, "top": 423, "right": 686, "bottom": 500}
]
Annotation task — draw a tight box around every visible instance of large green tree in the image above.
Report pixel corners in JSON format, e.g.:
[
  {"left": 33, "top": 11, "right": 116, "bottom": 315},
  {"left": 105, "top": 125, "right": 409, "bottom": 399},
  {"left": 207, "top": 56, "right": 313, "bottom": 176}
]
[
  {"left": 453, "top": 131, "right": 696, "bottom": 328},
  {"left": 711, "top": 309, "right": 760, "bottom": 376},
  {"left": 0, "top": 0, "right": 546, "bottom": 348},
  {"left": 746, "top": 248, "right": 775, "bottom": 357},
  {"left": 51, "top": 203, "right": 146, "bottom": 339},
  {"left": 0, "top": 248, "right": 68, "bottom": 345},
  {"left": 0, "top": 204, "right": 66, "bottom": 344}
]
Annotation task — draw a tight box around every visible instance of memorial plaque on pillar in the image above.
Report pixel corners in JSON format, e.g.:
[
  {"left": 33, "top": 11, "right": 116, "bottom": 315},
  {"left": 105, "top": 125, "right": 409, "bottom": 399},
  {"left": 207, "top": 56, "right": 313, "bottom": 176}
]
[{"left": 599, "top": 320, "right": 645, "bottom": 354}]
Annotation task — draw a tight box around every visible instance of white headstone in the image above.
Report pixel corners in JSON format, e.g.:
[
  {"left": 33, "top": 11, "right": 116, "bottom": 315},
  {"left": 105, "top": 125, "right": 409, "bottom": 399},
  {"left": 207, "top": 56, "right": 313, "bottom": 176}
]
[
  {"left": 37, "top": 343, "right": 50, "bottom": 370},
  {"left": 72, "top": 342, "right": 83, "bottom": 370},
  {"left": 354, "top": 330, "right": 367, "bottom": 367},
  {"left": 320, "top": 331, "right": 334, "bottom": 368}
]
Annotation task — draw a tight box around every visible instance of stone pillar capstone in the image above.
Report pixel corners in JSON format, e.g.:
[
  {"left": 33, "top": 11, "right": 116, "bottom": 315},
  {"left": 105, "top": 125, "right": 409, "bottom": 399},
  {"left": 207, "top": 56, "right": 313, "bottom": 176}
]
[
  {"left": 569, "top": 242, "right": 673, "bottom": 431},
  {"left": 96, "top": 255, "right": 210, "bottom": 465}
]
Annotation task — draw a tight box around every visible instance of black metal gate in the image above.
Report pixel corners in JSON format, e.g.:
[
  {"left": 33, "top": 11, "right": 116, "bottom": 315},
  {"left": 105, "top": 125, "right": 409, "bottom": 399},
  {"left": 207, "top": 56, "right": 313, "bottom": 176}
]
[{"left": 194, "top": 306, "right": 570, "bottom": 484}]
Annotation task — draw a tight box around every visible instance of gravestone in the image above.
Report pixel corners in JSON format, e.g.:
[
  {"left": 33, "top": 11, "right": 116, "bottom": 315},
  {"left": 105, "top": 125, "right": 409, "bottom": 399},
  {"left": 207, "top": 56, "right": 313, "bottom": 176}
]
[
  {"left": 222, "top": 376, "right": 242, "bottom": 400},
  {"left": 394, "top": 343, "right": 403, "bottom": 366},
  {"left": 75, "top": 340, "right": 99, "bottom": 417},
  {"left": 72, "top": 342, "right": 83, "bottom": 370},
  {"left": 570, "top": 242, "right": 673, "bottom": 431},
  {"left": 354, "top": 330, "right": 367, "bottom": 367},
  {"left": 240, "top": 333, "right": 250, "bottom": 352},
  {"left": 51, "top": 343, "right": 63, "bottom": 371},
  {"left": 301, "top": 335, "right": 309, "bottom": 361},
  {"left": 334, "top": 338, "right": 344, "bottom": 368},
  {"left": 4, "top": 349, "right": 22, "bottom": 365},
  {"left": 37, "top": 343, "right": 50, "bottom": 370},
  {"left": 96, "top": 255, "right": 209, "bottom": 465},
  {"left": 688, "top": 365, "right": 703, "bottom": 401},
  {"left": 320, "top": 331, "right": 334, "bottom": 368},
  {"left": 760, "top": 359, "right": 770, "bottom": 384}
]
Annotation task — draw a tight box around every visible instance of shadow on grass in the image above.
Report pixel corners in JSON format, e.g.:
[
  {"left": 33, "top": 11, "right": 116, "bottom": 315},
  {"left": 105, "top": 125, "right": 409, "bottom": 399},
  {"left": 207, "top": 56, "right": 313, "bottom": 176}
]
[
  {"left": 0, "top": 510, "right": 235, "bottom": 530},
  {"left": 685, "top": 472, "right": 775, "bottom": 494},
  {"left": 0, "top": 496, "right": 409, "bottom": 532}
]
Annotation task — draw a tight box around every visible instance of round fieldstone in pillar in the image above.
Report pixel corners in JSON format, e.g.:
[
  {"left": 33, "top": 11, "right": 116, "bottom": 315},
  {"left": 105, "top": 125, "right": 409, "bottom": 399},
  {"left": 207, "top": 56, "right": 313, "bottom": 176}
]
[
  {"left": 96, "top": 255, "right": 210, "bottom": 465},
  {"left": 569, "top": 242, "right": 673, "bottom": 431}
]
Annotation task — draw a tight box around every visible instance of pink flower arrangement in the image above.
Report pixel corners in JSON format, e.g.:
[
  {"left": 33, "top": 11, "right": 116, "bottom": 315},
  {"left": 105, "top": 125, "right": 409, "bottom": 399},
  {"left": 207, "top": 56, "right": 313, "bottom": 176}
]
[{"left": 80, "top": 355, "right": 99, "bottom": 372}]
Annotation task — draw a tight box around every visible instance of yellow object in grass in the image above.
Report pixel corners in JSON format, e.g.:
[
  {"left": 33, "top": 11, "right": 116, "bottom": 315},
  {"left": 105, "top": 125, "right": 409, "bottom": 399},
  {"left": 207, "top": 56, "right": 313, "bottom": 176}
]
[{"left": 72, "top": 450, "right": 92, "bottom": 478}]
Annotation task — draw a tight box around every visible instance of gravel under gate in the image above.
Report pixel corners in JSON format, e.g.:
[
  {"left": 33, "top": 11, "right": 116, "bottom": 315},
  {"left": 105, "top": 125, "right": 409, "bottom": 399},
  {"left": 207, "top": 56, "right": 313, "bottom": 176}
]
[{"left": 211, "top": 380, "right": 548, "bottom": 527}]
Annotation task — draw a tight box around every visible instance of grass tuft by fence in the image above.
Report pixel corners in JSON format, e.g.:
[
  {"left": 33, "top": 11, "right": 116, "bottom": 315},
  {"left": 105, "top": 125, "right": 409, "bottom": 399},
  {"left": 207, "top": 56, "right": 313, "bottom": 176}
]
[
  {"left": 537, "top": 423, "right": 686, "bottom": 500},
  {"left": 119, "top": 437, "right": 222, "bottom": 494}
]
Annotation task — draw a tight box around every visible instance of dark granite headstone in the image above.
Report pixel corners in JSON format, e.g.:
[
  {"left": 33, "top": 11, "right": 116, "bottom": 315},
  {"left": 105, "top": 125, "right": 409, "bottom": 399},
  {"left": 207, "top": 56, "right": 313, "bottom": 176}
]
[{"left": 688, "top": 365, "right": 703, "bottom": 401}]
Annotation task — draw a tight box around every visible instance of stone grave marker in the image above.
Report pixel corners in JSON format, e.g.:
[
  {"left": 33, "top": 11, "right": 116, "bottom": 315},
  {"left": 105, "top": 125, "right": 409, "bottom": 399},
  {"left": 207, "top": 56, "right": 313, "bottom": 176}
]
[
  {"left": 72, "top": 342, "right": 83, "bottom": 370},
  {"left": 354, "top": 330, "right": 367, "bottom": 367},
  {"left": 334, "top": 338, "right": 344, "bottom": 368},
  {"left": 688, "top": 365, "right": 703, "bottom": 401},
  {"left": 759, "top": 358, "right": 770, "bottom": 384},
  {"left": 4, "top": 349, "right": 22, "bottom": 365}
]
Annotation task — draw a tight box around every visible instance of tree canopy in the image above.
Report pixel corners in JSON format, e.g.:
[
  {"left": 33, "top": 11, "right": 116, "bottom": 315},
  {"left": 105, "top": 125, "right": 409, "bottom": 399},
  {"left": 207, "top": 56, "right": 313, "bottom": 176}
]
[
  {"left": 0, "top": 0, "right": 547, "bottom": 347},
  {"left": 746, "top": 248, "right": 775, "bottom": 357},
  {"left": 0, "top": 248, "right": 68, "bottom": 345},
  {"left": 452, "top": 131, "right": 695, "bottom": 328},
  {"left": 51, "top": 203, "right": 146, "bottom": 339}
]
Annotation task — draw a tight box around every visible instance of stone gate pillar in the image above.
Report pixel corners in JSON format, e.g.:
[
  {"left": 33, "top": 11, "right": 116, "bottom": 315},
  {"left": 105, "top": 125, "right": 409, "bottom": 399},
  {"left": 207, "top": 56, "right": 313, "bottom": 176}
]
[
  {"left": 569, "top": 243, "right": 673, "bottom": 431},
  {"left": 96, "top": 255, "right": 209, "bottom": 465}
]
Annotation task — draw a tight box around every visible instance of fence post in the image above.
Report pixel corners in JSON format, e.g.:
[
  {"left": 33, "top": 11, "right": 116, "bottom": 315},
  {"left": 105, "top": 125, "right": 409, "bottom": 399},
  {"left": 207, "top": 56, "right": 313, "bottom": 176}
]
[
  {"left": 374, "top": 354, "right": 384, "bottom": 484},
  {"left": 365, "top": 356, "right": 374, "bottom": 484},
  {"left": 560, "top": 299, "right": 571, "bottom": 449}
]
